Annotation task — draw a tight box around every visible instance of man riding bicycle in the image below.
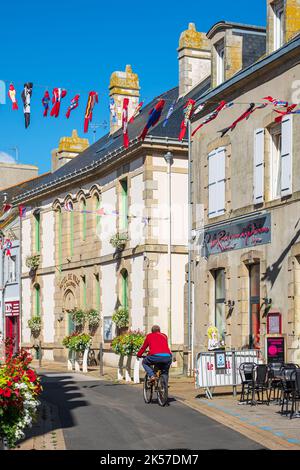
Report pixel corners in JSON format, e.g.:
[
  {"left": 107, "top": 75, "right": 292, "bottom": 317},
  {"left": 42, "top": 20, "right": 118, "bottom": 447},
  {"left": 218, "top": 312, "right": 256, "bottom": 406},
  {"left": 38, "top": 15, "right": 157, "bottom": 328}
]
[{"left": 137, "top": 325, "right": 172, "bottom": 384}]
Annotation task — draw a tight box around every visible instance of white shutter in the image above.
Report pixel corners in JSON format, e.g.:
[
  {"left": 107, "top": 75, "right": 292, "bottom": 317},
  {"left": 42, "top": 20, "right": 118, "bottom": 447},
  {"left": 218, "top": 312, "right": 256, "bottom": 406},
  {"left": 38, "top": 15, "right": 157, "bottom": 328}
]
[
  {"left": 253, "top": 129, "right": 265, "bottom": 204},
  {"left": 281, "top": 115, "right": 293, "bottom": 197},
  {"left": 208, "top": 149, "right": 217, "bottom": 218},
  {"left": 208, "top": 147, "right": 225, "bottom": 218}
]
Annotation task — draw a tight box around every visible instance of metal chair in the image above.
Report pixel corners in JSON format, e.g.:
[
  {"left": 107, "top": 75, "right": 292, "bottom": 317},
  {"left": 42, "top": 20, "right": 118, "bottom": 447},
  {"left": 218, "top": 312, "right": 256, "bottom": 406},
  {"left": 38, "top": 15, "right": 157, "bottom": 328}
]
[
  {"left": 268, "top": 362, "right": 284, "bottom": 403},
  {"left": 249, "top": 364, "right": 270, "bottom": 405},
  {"left": 239, "top": 362, "right": 256, "bottom": 404},
  {"left": 290, "top": 369, "right": 300, "bottom": 419},
  {"left": 280, "top": 367, "right": 296, "bottom": 416}
]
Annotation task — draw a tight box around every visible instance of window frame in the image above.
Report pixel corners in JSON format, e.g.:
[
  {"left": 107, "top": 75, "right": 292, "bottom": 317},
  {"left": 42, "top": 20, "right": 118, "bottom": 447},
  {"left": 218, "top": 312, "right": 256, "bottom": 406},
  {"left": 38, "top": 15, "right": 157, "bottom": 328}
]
[
  {"left": 270, "top": 125, "right": 282, "bottom": 201},
  {"left": 273, "top": 1, "right": 284, "bottom": 51},
  {"left": 215, "top": 41, "right": 225, "bottom": 86}
]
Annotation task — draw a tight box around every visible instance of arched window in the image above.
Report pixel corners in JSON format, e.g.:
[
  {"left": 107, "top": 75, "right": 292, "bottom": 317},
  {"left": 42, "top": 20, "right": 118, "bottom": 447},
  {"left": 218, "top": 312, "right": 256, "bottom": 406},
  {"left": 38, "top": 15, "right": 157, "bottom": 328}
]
[
  {"left": 121, "top": 270, "right": 128, "bottom": 309},
  {"left": 66, "top": 200, "right": 74, "bottom": 257},
  {"left": 33, "top": 209, "right": 41, "bottom": 254},
  {"left": 55, "top": 206, "right": 63, "bottom": 270},
  {"left": 80, "top": 198, "right": 87, "bottom": 241},
  {"left": 34, "top": 284, "right": 41, "bottom": 317},
  {"left": 93, "top": 193, "right": 101, "bottom": 237}
]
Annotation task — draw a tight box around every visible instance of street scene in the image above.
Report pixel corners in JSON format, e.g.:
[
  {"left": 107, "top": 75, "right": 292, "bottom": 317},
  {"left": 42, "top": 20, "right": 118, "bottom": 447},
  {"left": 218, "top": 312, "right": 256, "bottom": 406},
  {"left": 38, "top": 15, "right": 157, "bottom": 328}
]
[{"left": 1, "top": 0, "right": 300, "bottom": 456}]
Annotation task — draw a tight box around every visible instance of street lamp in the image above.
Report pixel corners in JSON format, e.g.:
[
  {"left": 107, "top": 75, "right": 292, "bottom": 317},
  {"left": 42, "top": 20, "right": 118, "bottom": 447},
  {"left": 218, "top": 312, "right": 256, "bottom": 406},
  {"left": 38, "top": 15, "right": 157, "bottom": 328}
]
[{"left": 164, "top": 151, "right": 174, "bottom": 345}]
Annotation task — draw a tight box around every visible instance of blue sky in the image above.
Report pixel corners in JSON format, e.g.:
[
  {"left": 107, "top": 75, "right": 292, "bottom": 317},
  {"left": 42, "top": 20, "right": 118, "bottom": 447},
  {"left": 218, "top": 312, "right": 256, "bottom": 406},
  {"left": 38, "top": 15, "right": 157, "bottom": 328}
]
[{"left": 0, "top": 0, "right": 266, "bottom": 174}]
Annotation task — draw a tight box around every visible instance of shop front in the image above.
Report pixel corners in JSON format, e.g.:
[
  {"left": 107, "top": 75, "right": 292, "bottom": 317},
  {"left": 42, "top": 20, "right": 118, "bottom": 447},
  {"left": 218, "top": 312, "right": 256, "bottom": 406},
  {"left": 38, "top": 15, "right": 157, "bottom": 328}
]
[{"left": 5, "top": 300, "right": 20, "bottom": 355}]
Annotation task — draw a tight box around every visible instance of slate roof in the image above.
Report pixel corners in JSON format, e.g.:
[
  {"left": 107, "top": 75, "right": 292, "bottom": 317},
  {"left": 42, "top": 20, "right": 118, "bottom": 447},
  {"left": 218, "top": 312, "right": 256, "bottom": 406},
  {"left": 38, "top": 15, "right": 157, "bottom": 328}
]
[{"left": 0, "top": 78, "right": 211, "bottom": 206}]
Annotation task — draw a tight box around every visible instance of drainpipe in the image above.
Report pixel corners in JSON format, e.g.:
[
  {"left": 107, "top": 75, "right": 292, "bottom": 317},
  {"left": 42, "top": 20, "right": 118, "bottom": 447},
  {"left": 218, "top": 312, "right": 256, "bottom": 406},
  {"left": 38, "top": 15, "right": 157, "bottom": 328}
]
[
  {"left": 187, "top": 119, "right": 193, "bottom": 375},
  {"left": 164, "top": 151, "right": 174, "bottom": 346}
]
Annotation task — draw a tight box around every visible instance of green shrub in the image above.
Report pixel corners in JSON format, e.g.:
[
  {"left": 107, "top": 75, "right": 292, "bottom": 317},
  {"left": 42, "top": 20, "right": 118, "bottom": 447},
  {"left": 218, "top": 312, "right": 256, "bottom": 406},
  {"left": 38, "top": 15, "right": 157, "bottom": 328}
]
[
  {"left": 111, "top": 330, "right": 145, "bottom": 356},
  {"left": 112, "top": 307, "right": 129, "bottom": 328}
]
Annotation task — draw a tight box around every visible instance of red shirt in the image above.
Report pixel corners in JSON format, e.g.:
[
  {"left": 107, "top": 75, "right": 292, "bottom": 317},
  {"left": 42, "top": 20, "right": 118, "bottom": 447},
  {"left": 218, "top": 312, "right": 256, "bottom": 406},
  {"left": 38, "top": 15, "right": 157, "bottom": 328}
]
[{"left": 137, "top": 332, "right": 172, "bottom": 358}]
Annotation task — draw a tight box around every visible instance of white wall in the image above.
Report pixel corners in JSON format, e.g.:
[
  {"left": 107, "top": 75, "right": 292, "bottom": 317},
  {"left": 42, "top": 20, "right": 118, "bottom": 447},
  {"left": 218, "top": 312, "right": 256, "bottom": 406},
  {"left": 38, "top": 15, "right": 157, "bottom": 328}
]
[
  {"left": 129, "top": 173, "right": 145, "bottom": 248},
  {"left": 22, "top": 218, "right": 31, "bottom": 273},
  {"left": 41, "top": 211, "right": 55, "bottom": 268},
  {"left": 171, "top": 254, "right": 186, "bottom": 345},
  {"left": 42, "top": 273, "right": 55, "bottom": 343},
  {"left": 22, "top": 278, "right": 31, "bottom": 343},
  {"left": 101, "top": 263, "right": 117, "bottom": 319},
  {"left": 130, "top": 255, "right": 144, "bottom": 331},
  {"left": 101, "top": 187, "right": 117, "bottom": 256}
]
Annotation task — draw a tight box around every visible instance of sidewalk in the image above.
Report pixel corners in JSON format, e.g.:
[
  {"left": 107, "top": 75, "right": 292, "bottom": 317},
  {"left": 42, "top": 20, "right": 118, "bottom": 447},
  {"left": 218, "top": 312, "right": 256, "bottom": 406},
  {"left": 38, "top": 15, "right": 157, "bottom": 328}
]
[{"left": 22, "top": 359, "right": 300, "bottom": 451}]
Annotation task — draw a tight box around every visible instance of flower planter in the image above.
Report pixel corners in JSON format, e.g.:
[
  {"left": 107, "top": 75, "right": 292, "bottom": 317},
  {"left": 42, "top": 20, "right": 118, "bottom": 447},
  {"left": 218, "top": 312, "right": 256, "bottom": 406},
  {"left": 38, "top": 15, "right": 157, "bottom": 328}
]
[{"left": 116, "top": 355, "right": 141, "bottom": 384}]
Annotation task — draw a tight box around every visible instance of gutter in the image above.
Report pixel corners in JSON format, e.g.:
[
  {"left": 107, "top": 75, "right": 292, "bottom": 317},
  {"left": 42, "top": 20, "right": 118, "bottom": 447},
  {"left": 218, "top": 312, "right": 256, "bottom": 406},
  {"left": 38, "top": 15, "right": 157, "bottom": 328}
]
[{"left": 12, "top": 137, "right": 187, "bottom": 205}]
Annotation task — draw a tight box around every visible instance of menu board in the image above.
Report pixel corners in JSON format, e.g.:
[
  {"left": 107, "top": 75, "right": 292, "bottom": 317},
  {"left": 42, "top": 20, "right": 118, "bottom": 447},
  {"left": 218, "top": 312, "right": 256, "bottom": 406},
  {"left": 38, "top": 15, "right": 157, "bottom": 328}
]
[{"left": 267, "top": 337, "right": 285, "bottom": 364}]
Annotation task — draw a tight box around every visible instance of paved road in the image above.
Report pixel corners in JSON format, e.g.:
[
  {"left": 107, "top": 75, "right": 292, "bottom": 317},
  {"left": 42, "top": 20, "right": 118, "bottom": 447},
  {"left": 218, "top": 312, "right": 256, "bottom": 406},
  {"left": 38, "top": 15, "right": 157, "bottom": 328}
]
[{"left": 41, "top": 373, "right": 265, "bottom": 450}]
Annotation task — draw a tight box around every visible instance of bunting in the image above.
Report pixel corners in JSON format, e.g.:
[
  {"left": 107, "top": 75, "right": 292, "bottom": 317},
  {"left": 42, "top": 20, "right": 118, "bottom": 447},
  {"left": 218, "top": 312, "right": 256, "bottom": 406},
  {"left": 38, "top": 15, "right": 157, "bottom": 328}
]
[
  {"left": 129, "top": 102, "right": 144, "bottom": 123},
  {"left": 84, "top": 91, "right": 98, "bottom": 133},
  {"left": 21, "top": 82, "right": 33, "bottom": 128},
  {"left": 122, "top": 98, "right": 129, "bottom": 148},
  {"left": 219, "top": 103, "right": 267, "bottom": 137},
  {"left": 192, "top": 101, "right": 227, "bottom": 137},
  {"left": 263, "top": 96, "right": 289, "bottom": 108},
  {"left": 42, "top": 91, "right": 50, "bottom": 117},
  {"left": 50, "top": 88, "right": 67, "bottom": 118},
  {"left": 8, "top": 84, "right": 18, "bottom": 110},
  {"left": 179, "top": 99, "right": 195, "bottom": 141},
  {"left": 19, "top": 205, "right": 26, "bottom": 218},
  {"left": 139, "top": 99, "right": 165, "bottom": 140},
  {"left": 274, "top": 104, "right": 298, "bottom": 123},
  {"left": 66, "top": 94, "right": 80, "bottom": 119},
  {"left": 163, "top": 100, "right": 176, "bottom": 127}
]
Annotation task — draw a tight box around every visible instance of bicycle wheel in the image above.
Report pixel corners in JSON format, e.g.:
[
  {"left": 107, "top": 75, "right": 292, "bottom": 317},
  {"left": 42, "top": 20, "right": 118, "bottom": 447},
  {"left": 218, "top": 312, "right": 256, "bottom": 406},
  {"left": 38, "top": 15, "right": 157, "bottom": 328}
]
[
  {"left": 143, "top": 374, "right": 153, "bottom": 404},
  {"left": 157, "top": 375, "right": 168, "bottom": 407}
]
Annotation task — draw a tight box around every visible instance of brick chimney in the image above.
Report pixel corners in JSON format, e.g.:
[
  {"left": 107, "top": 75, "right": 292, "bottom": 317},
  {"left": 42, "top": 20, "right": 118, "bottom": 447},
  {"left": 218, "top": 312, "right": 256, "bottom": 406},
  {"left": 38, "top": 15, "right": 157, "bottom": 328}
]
[
  {"left": 109, "top": 65, "right": 140, "bottom": 134},
  {"left": 178, "top": 23, "right": 211, "bottom": 97},
  {"left": 51, "top": 129, "right": 89, "bottom": 172}
]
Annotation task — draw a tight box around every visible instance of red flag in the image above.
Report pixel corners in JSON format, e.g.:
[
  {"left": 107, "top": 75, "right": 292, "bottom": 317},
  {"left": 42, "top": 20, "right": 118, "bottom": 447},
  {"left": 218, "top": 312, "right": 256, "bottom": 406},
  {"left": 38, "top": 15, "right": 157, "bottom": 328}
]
[
  {"left": 274, "top": 104, "right": 297, "bottom": 123},
  {"left": 84, "top": 91, "right": 98, "bottom": 133},
  {"left": 50, "top": 88, "right": 67, "bottom": 118},
  {"left": 129, "top": 102, "right": 144, "bottom": 123},
  {"left": 179, "top": 99, "right": 195, "bottom": 141},
  {"left": 122, "top": 98, "right": 129, "bottom": 148}
]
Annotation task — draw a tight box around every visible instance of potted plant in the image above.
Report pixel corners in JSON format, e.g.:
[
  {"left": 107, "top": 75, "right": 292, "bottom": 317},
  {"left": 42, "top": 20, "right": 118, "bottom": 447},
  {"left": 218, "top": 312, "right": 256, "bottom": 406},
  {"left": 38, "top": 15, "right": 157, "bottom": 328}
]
[
  {"left": 27, "top": 316, "right": 42, "bottom": 334},
  {"left": 110, "top": 232, "right": 129, "bottom": 250},
  {"left": 62, "top": 333, "right": 91, "bottom": 352},
  {"left": 111, "top": 330, "right": 145, "bottom": 383},
  {"left": 25, "top": 254, "right": 40, "bottom": 271},
  {"left": 86, "top": 309, "right": 100, "bottom": 330},
  {"left": 112, "top": 306, "right": 129, "bottom": 329},
  {"left": 70, "top": 308, "right": 86, "bottom": 329}
]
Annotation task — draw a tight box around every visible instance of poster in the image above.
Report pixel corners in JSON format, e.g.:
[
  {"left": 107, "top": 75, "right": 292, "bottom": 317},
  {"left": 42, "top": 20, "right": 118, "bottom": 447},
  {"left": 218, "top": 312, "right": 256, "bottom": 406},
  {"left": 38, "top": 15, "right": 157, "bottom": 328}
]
[
  {"left": 215, "top": 351, "right": 226, "bottom": 370},
  {"left": 267, "top": 337, "right": 285, "bottom": 364}
]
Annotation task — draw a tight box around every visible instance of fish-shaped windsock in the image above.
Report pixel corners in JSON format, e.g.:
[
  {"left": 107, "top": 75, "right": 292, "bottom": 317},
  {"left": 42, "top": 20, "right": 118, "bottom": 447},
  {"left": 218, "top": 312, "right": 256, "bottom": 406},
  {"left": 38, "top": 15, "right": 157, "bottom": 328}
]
[
  {"left": 66, "top": 94, "right": 80, "bottom": 119},
  {"left": 274, "top": 104, "right": 298, "bottom": 123},
  {"left": 50, "top": 88, "right": 67, "bottom": 118},
  {"left": 42, "top": 91, "right": 50, "bottom": 117},
  {"left": 219, "top": 103, "right": 267, "bottom": 138},
  {"left": 8, "top": 84, "right": 18, "bottom": 110},
  {"left": 179, "top": 99, "right": 195, "bottom": 141},
  {"left": 122, "top": 98, "right": 129, "bottom": 148},
  {"left": 129, "top": 101, "right": 144, "bottom": 123},
  {"left": 139, "top": 99, "right": 165, "bottom": 140},
  {"left": 263, "top": 96, "right": 288, "bottom": 108},
  {"left": 84, "top": 91, "right": 98, "bottom": 133},
  {"left": 21, "top": 82, "right": 33, "bottom": 128},
  {"left": 192, "top": 101, "right": 227, "bottom": 137}
]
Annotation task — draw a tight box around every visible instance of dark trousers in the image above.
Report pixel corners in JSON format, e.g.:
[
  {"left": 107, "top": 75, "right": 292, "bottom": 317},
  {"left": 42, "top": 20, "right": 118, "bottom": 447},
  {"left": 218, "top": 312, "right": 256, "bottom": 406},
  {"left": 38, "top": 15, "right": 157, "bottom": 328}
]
[{"left": 142, "top": 355, "right": 172, "bottom": 380}]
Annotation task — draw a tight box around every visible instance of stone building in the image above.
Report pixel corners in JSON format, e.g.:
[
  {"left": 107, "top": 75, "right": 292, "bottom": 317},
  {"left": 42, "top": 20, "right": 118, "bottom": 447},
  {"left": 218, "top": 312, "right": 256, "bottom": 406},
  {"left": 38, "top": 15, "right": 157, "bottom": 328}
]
[
  {"left": 189, "top": 0, "right": 300, "bottom": 365},
  {"left": 0, "top": 51, "right": 210, "bottom": 369}
]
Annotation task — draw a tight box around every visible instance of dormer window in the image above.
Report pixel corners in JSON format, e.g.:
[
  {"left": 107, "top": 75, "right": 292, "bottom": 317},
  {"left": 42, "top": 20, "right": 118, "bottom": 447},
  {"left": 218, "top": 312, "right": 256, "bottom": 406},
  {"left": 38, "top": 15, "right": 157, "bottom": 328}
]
[
  {"left": 273, "top": 1, "right": 284, "bottom": 51},
  {"left": 216, "top": 42, "right": 225, "bottom": 85}
]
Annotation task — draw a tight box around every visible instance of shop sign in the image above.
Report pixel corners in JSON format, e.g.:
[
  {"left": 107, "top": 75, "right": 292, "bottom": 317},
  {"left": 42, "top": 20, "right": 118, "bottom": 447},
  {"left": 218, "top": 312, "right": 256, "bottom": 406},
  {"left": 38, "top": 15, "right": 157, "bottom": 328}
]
[
  {"left": 5, "top": 301, "right": 20, "bottom": 317},
  {"left": 267, "top": 312, "right": 282, "bottom": 335},
  {"left": 267, "top": 337, "right": 285, "bottom": 364},
  {"left": 203, "top": 213, "right": 271, "bottom": 257}
]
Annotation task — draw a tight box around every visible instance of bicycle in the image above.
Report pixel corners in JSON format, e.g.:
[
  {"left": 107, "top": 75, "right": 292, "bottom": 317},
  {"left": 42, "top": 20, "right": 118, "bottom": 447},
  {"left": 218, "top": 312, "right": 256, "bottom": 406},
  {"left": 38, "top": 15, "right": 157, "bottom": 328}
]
[{"left": 143, "top": 364, "right": 169, "bottom": 407}]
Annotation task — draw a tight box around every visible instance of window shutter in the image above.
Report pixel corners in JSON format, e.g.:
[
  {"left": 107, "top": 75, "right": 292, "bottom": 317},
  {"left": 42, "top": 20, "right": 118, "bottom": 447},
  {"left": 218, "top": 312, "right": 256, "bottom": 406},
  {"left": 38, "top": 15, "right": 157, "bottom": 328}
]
[
  {"left": 281, "top": 115, "right": 293, "bottom": 197},
  {"left": 253, "top": 128, "right": 265, "bottom": 204},
  {"left": 208, "top": 148, "right": 225, "bottom": 218}
]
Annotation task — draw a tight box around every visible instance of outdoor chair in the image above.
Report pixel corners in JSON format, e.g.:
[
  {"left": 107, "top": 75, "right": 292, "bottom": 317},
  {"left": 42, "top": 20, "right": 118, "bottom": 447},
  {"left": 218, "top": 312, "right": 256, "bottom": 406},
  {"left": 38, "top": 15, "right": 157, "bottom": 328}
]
[
  {"left": 268, "top": 362, "right": 284, "bottom": 403},
  {"left": 280, "top": 367, "right": 296, "bottom": 416},
  {"left": 239, "top": 362, "right": 256, "bottom": 404},
  {"left": 290, "top": 369, "right": 300, "bottom": 419},
  {"left": 249, "top": 364, "right": 270, "bottom": 406}
]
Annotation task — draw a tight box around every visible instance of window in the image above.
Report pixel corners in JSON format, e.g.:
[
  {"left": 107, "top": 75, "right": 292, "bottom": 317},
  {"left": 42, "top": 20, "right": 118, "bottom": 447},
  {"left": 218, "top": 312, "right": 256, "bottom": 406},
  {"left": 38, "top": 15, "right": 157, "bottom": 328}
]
[
  {"left": 81, "top": 198, "right": 87, "bottom": 241},
  {"left": 95, "top": 274, "right": 100, "bottom": 311},
  {"left": 253, "top": 129, "right": 265, "bottom": 204},
  {"left": 34, "top": 211, "right": 40, "bottom": 253},
  {"left": 208, "top": 147, "right": 226, "bottom": 218},
  {"left": 34, "top": 284, "right": 41, "bottom": 316},
  {"left": 67, "top": 201, "right": 74, "bottom": 257},
  {"left": 273, "top": 2, "right": 284, "bottom": 51},
  {"left": 249, "top": 264, "right": 260, "bottom": 349},
  {"left": 216, "top": 42, "right": 225, "bottom": 86},
  {"left": 120, "top": 179, "right": 128, "bottom": 232},
  {"left": 8, "top": 255, "right": 17, "bottom": 283},
  {"left": 57, "top": 208, "right": 63, "bottom": 270},
  {"left": 270, "top": 126, "right": 282, "bottom": 200},
  {"left": 82, "top": 276, "right": 87, "bottom": 309},
  {"left": 121, "top": 270, "right": 128, "bottom": 309},
  {"left": 94, "top": 194, "right": 101, "bottom": 237},
  {"left": 214, "top": 269, "right": 226, "bottom": 343}
]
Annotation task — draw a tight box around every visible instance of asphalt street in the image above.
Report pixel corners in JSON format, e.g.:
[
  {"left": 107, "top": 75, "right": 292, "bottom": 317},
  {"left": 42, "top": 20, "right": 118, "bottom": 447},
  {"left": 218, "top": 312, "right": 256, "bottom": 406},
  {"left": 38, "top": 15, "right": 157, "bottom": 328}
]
[{"left": 41, "top": 373, "right": 266, "bottom": 450}]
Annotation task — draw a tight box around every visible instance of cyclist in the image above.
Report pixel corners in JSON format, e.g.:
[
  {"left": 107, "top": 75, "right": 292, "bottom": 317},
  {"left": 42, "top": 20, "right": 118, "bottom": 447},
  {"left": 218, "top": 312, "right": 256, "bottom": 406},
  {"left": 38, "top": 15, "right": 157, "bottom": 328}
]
[{"left": 137, "top": 325, "right": 172, "bottom": 384}]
